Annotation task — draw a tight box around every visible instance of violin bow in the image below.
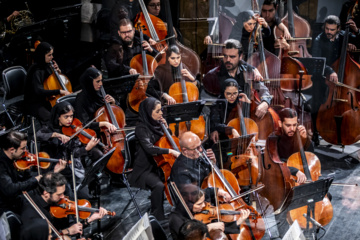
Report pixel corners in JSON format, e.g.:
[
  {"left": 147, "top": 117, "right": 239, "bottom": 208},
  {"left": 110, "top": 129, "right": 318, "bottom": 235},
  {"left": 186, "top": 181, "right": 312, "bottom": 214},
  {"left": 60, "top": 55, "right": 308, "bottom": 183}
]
[
  {"left": 22, "top": 191, "right": 65, "bottom": 239},
  {"left": 67, "top": 113, "right": 104, "bottom": 142},
  {"left": 168, "top": 181, "right": 194, "bottom": 219},
  {"left": 70, "top": 152, "right": 83, "bottom": 239},
  {"left": 31, "top": 117, "right": 41, "bottom": 176}
]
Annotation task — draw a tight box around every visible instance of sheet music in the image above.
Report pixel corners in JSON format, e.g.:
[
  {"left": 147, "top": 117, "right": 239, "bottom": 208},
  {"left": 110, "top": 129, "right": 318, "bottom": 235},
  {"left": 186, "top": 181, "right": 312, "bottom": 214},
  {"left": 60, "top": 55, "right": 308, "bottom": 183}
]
[
  {"left": 123, "top": 213, "right": 154, "bottom": 240},
  {"left": 282, "top": 220, "right": 306, "bottom": 240}
]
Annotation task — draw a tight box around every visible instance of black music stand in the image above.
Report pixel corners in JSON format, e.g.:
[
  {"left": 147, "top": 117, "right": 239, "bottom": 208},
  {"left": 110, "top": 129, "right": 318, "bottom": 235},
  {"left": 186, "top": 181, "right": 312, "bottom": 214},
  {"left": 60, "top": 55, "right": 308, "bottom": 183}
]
[
  {"left": 76, "top": 147, "right": 115, "bottom": 236},
  {"left": 277, "top": 177, "right": 333, "bottom": 240},
  {"left": 162, "top": 100, "right": 205, "bottom": 137},
  {"left": 102, "top": 74, "right": 140, "bottom": 95}
]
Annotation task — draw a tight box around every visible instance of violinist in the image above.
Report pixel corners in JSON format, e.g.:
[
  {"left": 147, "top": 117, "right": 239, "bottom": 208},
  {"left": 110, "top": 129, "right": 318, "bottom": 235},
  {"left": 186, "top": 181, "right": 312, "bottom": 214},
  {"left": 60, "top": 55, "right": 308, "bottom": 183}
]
[
  {"left": 20, "top": 172, "right": 108, "bottom": 238},
  {"left": 169, "top": 186, "right": 250, "bottom": 240},
  {"left": 24, "top": 42, "right": 70, "bottom": 124},
  {"left": 105, "top": 18, "right": 158, "bottom": 78},
  {"left": 0, "top": 131, "right": 42, "bottom": 240},
  {"left": 129, "top": 97, "right": 180, "bottom": 221},
  {"left": 228, "top": 10, "right": 271, "bottom": 61},
  {"left": 203, "top": 39, "right": 271, "bottom": 119},
  {"left": 147, "top": 45, "right": 196, "bottom": 105},
  {"left": 261, "top": 0, "right": 291, "bottom": 55}
]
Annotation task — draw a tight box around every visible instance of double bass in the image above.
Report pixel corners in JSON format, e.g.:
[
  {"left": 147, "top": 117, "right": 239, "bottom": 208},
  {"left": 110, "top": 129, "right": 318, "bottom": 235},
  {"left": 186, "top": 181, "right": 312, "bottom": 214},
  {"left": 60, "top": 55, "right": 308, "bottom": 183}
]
[
  {"left": 316, "top": 13, "right": 360, "bottom": 146},
  {"left": 95, "top": 85, "right": 127, "bottom": 174}
]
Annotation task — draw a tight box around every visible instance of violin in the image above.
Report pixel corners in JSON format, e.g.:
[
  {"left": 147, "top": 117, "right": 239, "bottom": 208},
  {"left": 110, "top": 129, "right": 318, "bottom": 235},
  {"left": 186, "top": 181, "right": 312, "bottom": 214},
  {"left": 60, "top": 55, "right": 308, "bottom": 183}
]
[
  {"left": 153, "top": 121, "right": 180, "bottom": 205},
  {"left": 62, "top": 118, "right": 106, "bottom": 149},
  {"left": 43, "top": 60, "right": 72, "bottom": 107},
  {"left": 14, "top": 151, "right": 70, "bottom": 171},
  {"left": 95, "top": 86, "right": 126, "bottom": 174},
  {"left": 128, "top": 26, "right": 158, "bottom": 113},
  {"left": 50, "top": 197, "right": 115, "bottom": 219}
]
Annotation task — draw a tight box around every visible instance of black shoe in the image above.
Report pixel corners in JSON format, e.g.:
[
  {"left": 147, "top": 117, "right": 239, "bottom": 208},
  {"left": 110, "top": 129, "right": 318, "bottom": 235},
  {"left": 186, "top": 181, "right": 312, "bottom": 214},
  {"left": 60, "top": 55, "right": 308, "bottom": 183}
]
[{"left": 312, "top": 132, "right": 320, "bottom": 146}]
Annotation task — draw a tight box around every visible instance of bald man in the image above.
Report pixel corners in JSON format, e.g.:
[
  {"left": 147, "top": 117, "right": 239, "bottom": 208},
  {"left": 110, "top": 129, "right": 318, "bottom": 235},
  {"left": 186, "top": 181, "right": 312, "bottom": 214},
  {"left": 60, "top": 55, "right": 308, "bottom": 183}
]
[{"left": 170, "top": 132, "right": 231, "bottom": 203}]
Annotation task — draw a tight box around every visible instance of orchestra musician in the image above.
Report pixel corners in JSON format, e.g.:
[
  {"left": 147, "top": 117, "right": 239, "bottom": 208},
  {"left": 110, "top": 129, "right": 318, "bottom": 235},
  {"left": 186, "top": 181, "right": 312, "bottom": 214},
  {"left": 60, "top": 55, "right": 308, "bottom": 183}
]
[
  {"left": 0, "top": 131, "right": 42, "bottom": 240},
  {"left": 177, "top": 219, "right": 208, "bottom": 240},
  {"left": 169, "top": 186, "right": 250, "bottom": 240},
  {"left": 228, "top": 10, "right": 270, "bottom": 61},
  {"left": 20, "top": 172, "right": 109, "bottom": 238},
  {"left": 261, "top": 0, "right": 291, "bottom": 55},
  {"left": 147, "top": 45, "right": 196, "bottom": 105},
  {"left": 203, "top": 39, "right": 272, "bottom": 119},
  {"left": 128, "top": 97, "right": 180, "bottom": 221},
  {"left": 20, "top": 218, "right": 52, "bottom": 240},
  {"left": 105, "top": 18, "right": 158, "bottom": 78},
  {"left": 24, "top": 42, "right": 70, "bottom": 124}
]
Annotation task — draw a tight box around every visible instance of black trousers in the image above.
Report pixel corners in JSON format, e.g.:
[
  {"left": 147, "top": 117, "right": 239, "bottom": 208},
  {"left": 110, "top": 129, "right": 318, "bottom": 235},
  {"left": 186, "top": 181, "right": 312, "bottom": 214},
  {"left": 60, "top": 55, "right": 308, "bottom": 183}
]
[{"left": 145, "top": 171, "right": 165, "bottom": 221}]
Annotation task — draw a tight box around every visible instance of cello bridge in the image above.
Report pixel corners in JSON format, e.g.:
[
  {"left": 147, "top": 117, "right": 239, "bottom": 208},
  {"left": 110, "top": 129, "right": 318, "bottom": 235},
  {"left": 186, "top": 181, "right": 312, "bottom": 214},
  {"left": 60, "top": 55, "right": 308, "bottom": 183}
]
[
  {"left": 333, "top": 99, "right": 348, "bottom": 103},
  {"left": 288, "top": 51, "right": 300, "bottom": 56}
]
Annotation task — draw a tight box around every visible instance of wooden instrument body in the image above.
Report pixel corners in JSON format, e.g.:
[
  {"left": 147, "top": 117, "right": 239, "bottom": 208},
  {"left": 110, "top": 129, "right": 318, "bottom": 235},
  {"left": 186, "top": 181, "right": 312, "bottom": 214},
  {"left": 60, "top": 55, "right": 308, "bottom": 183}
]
[
  {"left": 280, "top": 57, "right": 312, "bottom": 91},
  {"left": 168, "top": 81, "right": 199, "bottom": 103},
  {"left": 95, "top": 104, "right": 126, "bottom": 174},
  {"left": 44, "top": 72, "right": 72, "bottom": 107},
  {"left": 14, "top": 152, "right": 51, "bottom": 170},
  {"left": 286, "top": 151, "right": 333, "bottom": 228},
  {"left": 316, "top": 55, "right": 360, "bottom": 145},
  {"left": 169, "top": 115, "right": 206, "bottom": 141}
]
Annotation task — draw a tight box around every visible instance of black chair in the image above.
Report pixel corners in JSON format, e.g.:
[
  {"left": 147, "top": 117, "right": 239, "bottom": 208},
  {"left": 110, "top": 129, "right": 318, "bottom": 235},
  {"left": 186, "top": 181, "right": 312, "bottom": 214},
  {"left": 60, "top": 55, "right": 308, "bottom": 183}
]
[
  {"left": 56, "top": 93, "right": 78, "bottom": 107},
  {"left": 123, "top": 130, "right": 136, "bottom": 171},
  {"left": 1, "top": 66, "right": 27, "bottom": 128}
]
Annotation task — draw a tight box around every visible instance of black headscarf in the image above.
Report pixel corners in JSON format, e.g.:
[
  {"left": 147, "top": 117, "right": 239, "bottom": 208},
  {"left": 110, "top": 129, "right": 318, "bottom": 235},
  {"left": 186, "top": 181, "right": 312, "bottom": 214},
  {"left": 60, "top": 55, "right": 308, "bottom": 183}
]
[
  {"left": 228, "top": 10, "right": 255, "bottom": 41},
  {"left": 221, "top": 78, "right": 240, "bottom": 123},
  {"left": 79, "top": 67, "right": 103, "bottom": 106},
  {"left": 20, "top": 218, "right": 49, "bottom": 240},
  {"left": 26, "top": 42, "right": 53, "bottom": 80},
  {"left": 138, "top": 97, "right": 163, "bottom": 136},
  {"left": 50, "top": 101, "right": 74, "bottom": 131}
]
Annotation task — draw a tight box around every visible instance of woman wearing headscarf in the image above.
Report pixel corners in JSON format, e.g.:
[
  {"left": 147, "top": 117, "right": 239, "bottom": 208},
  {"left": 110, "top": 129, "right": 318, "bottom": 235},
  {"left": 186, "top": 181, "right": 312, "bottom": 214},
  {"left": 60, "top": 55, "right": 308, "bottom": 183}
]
[
  {"left": 24, "top": 42, "right": 71, "bottom": 124},
  {"left": 74, "top": 67, "right": 117, "bottom": 133},
  {"left": 228, "top": 10, "right": 271, "bottom": 61},
  {"left": 129, "top": 97, "right": 180, "bottom": 221},
  {"left": 147, "top": 45, "right": 196, "bottom": 105}
]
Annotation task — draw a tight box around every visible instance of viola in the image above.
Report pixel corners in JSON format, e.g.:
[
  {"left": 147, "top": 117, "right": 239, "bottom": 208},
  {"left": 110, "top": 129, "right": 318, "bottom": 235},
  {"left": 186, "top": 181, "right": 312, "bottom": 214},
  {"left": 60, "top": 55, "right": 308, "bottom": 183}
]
[
  {"left": 95, "top": 86, "right": 126, "bottom": 174},
  {"left": 43, "top": 61, "right": 73, "bottom": 107},
  {"left": 14, "top": 151, "right": 71, "bottom": 171},
  {"left": 286, "top": 130, "right": 333, "bottom": 228},
  {"left": 62, "top": 118, "right": 106, "bottom": 149},
  {"left": 153, "top": 121, "right": 180, "bottom": 205},
  {"left": 50, "top": 197, "right": 115, "bottom": 219},
  {"left": 128, "top": 26, "right": 158, "bottom": 113}
]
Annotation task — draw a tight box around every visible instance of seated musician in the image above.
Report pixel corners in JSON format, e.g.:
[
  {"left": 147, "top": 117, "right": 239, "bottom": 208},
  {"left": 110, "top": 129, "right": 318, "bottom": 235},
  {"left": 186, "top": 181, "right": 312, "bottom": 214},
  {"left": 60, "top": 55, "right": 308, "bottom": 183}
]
[
  {"left": 177, "top": 219, "right": 208, "bottom": 240},
  {"left": 228, "top": 10, "right": 271, "bottom": 61},
  {"left": 0, "top": 131, "right": 42, "bottom": 240},
  {"left": 203, "top": 39, "right": 272, "bottom": 119},
  {"left": 169, "top": 185, "right": 250, "bottom": 239},
  {"left": 20, "top": 172, "right": 108, "bottom": 238},
  {"left": 20, "top": 218, "right": 52, "bottom": 240},
  {"left": 147, "top": 45, "right": 196, "bottom": 105},
  {"left": 24, "top": 42, "right": 70, "bottom": 124},
  {"left": 105, "top": 18, "right": 158, "bottom": 78},
  {"left": 37, "top": 100, "right": 115, "bottom": 198},
  {"left": 261, "top": 0, "right": 291, "bottom": 55},
  {"left": 129, "top": 97, "right": 180, "bottom": 221}
]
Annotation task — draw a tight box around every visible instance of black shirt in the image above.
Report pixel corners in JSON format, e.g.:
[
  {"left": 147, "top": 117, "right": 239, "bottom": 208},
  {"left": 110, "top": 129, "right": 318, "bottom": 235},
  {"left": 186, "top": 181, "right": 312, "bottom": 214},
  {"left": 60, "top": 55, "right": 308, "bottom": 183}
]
[{"left": 263, "top": 16, "right": 281, "bottom": 55}]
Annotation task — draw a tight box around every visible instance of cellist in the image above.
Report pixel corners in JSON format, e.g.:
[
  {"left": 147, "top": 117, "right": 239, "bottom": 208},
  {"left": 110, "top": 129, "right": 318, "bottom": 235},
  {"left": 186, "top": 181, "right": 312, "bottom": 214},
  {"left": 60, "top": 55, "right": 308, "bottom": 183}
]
[
  {"left": 24, "top": 42, "right": 70, "bottom": 124},
  {"left": 20, "top": 172, "right": 108, "bottom": 238},
  {"left": 128, "top": 97, "right": 180, "bottom": 221}
]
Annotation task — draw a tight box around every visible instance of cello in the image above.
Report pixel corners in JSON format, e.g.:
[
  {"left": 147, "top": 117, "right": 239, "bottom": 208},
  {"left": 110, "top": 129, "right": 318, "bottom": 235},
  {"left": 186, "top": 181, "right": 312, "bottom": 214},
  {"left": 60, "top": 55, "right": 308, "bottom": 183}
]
[
  {"left": 286, "top": 129, "right": 333, "bottom": 229},
  {"left": 128, "top": 26, "right": 158, "bottom": 113},
  {"left": 274, "top": 0, "right": 312, "bottom": 58},
  {"left": 153, "top": 121, "right": 180, "bottom": 205},
  {"left": 95, "top": 85, "right": 127, "bottom": 174},
  {"left": 316, "top": 13, "right": 360, "bottom": 146}
]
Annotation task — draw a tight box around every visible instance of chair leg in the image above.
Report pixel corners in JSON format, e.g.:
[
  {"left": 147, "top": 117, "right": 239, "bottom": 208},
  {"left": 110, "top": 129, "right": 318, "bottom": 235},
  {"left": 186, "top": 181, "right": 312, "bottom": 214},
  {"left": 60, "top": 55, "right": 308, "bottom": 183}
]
[{"left": 2, "top": 103, "right": 16, "bottom": 127}]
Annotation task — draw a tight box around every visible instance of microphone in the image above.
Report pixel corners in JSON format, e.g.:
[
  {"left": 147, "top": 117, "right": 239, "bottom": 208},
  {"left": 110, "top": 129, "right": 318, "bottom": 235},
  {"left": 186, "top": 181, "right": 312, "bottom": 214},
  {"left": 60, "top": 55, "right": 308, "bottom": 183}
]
[{"left": 303, "top": 213, "right": 323, "bottom": 228}]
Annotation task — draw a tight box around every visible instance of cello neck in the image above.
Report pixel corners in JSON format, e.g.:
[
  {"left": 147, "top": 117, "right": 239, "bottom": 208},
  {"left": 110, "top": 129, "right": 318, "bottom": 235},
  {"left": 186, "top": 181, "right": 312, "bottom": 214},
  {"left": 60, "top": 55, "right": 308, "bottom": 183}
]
[
  {"left": 100, "top": 86, "right": 120, "bottom": 129},
  {"left": 138, "top": 0, "right": 160, "bottom": 41},
  {"left": 337, "top": 14, "right": 351, "bottom": 84},
  {"left": 139, "top": 27, "right": 149, "bottom": 76},
  {"left": 296, "top": 129, "right": 312, "bottom": 180},
  {"left": 287, "top": 0, "right": 295, "bottom": 37},
  {"left": 159, "top": 121, "right": 180, "bottom": 152},
  {"left": 237, "top": 102, "right": 247, "bottom": 136},
  {"left": 178, "top": 63, "right": 189, "bottom": 103},
  {"left": 50, "top": 61, "right": 68, "bottom": 91}
]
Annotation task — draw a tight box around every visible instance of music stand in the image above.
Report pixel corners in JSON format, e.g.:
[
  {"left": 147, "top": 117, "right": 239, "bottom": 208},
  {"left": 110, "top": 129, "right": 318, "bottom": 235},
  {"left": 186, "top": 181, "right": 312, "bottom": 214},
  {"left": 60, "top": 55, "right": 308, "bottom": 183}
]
[
  {"left": 276, "top": 177, "right": 333, "bottom": 240},
  {"left": 294, "top": 57, "right": 326, "bottom": 76},
  {"left": 102, "top": 74, "right": 140, "bottom": 95},
  {"left": 162, "top": 100, "right": 205, "bottom": 123}
]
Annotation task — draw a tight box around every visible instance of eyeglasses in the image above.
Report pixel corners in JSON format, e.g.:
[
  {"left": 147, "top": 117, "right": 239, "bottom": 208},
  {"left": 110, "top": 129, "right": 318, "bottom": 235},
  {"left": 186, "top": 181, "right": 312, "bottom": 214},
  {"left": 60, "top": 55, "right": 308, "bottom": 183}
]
[
  {"left": 148, "top": 3, "right": 161, "bottom": 8},
  {"left": 225, "top": 92, "right": 239, "bottom": 97},
  {"left": 119, "top": 29, "right": 133, "bottom": 35},
  {"left": 185, "top": 145, "right": 202, "bottom": 151}
]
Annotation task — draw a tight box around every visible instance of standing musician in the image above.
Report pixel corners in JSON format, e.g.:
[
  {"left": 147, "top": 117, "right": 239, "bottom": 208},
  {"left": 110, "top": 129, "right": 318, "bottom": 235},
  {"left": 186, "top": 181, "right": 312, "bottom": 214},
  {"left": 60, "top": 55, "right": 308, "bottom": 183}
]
[
  {"left": 261, "top": 0, "right": 291, "bottom": 55},
  {"left": 147, "top": 45, "right": 196, "bottom": 105},
  {"left": 105, "top": 18, "right": 158, "bottom": 78},
  {"left": 37, "top": 101, "right": 107, "bottom": 198},
  {"left": 203, "top": 39, "right": 272, "bottom": 120},
  {"left": 24, "top": 42, "right": 70, "bottom": 124},
  {"left": 20, "top": 172, "right": 109, "bottom": 238},
  {"left": 228, "top": 10, "right": 270, "bottom": 61},
  {"left": 129, "top": 97, "right": 180, "bottom": 221},
  {"left": 169, "top": 187, "right": 250, "bottom": 240},
  {"left": 0, "top": 131, "right": 42, "bottom": 240}
]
